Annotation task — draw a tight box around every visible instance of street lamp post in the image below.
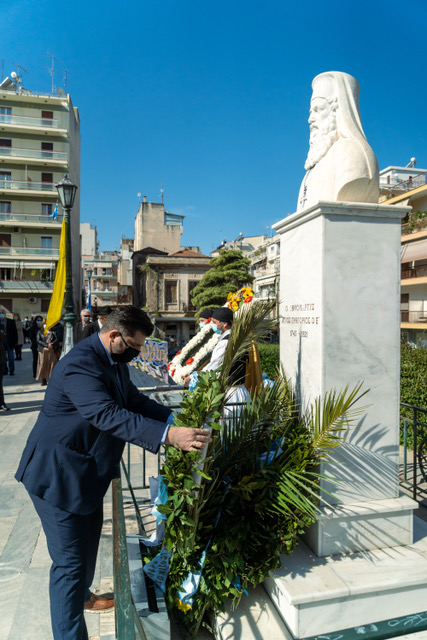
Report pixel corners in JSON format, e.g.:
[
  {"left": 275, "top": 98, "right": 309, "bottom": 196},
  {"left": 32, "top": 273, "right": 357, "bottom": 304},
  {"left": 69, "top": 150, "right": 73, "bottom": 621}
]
[
  {"left": 55, "top": 174, "right": 78, "bottom": 357},
  {"left": 86, "top": 267, "right": 93, "bottom": 311}
]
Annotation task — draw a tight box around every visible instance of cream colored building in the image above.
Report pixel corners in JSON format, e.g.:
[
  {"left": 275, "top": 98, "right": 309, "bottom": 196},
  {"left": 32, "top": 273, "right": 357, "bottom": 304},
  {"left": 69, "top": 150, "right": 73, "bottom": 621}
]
[
  {"left": 0, "top": 81, "right": 80, "bottom": 318},
  {"left": 134, "top": 197, "right": 183, "bottom": 254},
  {"left": 83, "top": 250, "right": 119, "bottom": 309},
  {"left": 117, "top": 237, "right": 133, "bottom": 303},
  {"left": 379, "top": 163, "right": 427, "bottom": 345}
]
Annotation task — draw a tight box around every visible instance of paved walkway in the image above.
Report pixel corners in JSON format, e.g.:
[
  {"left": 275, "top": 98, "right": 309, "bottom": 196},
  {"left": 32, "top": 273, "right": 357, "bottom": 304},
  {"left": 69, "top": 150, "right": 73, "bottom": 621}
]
[{"left": 0, "top": 346, "right": 115, "bottom": 640}]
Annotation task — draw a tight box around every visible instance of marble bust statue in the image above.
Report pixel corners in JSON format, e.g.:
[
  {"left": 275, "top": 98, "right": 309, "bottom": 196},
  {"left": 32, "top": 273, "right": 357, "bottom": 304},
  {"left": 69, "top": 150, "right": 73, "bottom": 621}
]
[{"left": 297, "top": 71, "right": 379, "bottom": 212}]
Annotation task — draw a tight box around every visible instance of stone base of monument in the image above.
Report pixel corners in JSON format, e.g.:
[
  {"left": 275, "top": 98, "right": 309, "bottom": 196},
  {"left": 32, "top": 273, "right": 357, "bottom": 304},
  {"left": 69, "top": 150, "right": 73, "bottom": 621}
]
[
  {"left": 263, "top": 516, "right": 427, "bottom": 639},
  {"left": 304, "top": 494, "right": 416, "bottom": 557}
]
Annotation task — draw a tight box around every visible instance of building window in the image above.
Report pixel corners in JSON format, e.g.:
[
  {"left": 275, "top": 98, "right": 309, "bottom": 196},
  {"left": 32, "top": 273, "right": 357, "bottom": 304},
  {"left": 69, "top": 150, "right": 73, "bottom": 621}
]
[
  {"left": 165, "top": 280, "right": 177, "bottom": 304},
  {"left": 0, "top": 201, "right": 11, "bottom": 213},
  {"left": 41, "top": 203, "right": 53, "bottom": 216},
  {"left": 0, "top": 107, "right": 11, "bottom": 123},
  {"left": 41, "top": 236, "right": 53, "bottom": 249},
  {"left": 0, "top": 138, "right": 11, "bottom": 148},
  {"left": 41, "top": 172, "right": 53, "bottom": 191},
  {"left": 0, "top": 233, "right": 11, "bottom": 247},
  {"left": 188, "top": 280, "right": 199, "bottom": 311},
  {"left": 41, "top": 141, "right": 53, "bottom": 158},
  {"left": 41, "top": 110, "right": 54, "bottom": 126},
  {"left": 0, "top": 268, "right": 11, "bottom": 280},
  {"left": 41, "top": 299, "right": 50, "bottom": 312},
  {"left": 0, "top": 298, "right": 12, "bottom": 312},
  {"left": 0, "top": 171, "right": 12, "bottom": 188}
]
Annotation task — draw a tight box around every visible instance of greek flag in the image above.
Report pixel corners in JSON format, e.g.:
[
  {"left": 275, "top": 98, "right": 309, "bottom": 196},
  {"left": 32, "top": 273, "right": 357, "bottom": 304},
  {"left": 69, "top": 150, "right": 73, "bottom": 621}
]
[
  {"left": 50, "top": 201, "right": 58, "bottom": 220},
  {"left": 87, "top": 277, "right": 92, "bottom": 311}
]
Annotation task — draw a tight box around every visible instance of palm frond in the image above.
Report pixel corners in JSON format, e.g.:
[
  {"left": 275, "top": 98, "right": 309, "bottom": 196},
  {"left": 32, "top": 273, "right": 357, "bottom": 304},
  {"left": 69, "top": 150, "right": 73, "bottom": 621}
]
[{"left": 306, "top": 383, "right": 370, "bottom": 458}]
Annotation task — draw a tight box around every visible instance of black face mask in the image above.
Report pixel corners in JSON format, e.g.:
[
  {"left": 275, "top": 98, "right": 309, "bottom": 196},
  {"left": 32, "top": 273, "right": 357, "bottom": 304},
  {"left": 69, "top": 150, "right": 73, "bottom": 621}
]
[{"left": 109, "top": 339, "right": 140, "bottom": 364}]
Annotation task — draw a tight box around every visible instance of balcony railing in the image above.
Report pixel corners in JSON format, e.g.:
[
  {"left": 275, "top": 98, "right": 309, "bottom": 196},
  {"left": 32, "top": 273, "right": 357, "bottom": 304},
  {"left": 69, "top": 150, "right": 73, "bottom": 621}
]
[
  {"left": 0, "top": 246, "right": 60, "bottom": 257},
  {"left": 0, "top": 113, "right": 59, "bottom": 129},
  {"left": 380, "top": 172, "right": 427, "bottom": 198},
  {"left": 401, "top": 311, "right": 427, "bottom": 323},
  {"left": 0, "top": 280, "right": 54, "bottom": 291},
  {"left": 0, "top": 179, "right": 56, "bottom": 192},
  {"left": 0, "top": 213, "right": 62, "bottom": 224},
  {"left": 0, "top": 147, "right": 67, "bottom": 161},
  {"left": 401, "top": 265, "right": 427, "bottom": 279}
]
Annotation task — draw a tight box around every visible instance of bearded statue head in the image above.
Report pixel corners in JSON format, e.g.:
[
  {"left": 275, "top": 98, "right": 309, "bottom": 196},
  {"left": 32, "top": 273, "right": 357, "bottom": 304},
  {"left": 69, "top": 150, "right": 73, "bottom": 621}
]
[{"left": 297, "top": 71, "right": 379, "bottom": 211}]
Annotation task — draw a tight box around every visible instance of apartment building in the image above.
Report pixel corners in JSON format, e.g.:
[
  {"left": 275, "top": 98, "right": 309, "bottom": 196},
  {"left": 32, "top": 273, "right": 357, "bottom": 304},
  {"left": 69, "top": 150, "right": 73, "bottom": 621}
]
[
  {"left": 83, "top": 250, "right": 119, "bottom": 309},
  {"left": 380, "top": 162, "right": 427, "bottom": 346},
  {"left": 0, "top": 82, "right": 81, "bottom": 318},
  {"left": 117, "top": 237, "right": 133, "bottom": 303}
]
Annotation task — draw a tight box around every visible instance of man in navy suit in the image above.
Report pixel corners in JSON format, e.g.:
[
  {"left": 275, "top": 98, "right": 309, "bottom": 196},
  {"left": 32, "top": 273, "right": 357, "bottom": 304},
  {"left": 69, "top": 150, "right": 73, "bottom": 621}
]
[{"left": 15, "top": 306, "right": 210, "bottom": 640}]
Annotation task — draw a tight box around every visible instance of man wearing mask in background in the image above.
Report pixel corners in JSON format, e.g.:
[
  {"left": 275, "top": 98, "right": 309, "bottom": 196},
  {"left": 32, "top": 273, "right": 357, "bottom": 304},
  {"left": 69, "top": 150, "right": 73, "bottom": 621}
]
[
  {"left": 0, "top": 307, "right": 18, "bottom": 376},
  {"left": 75, "top": 308, "right": 91, "bottom": 343},
  {"left": 79, "top": 306, "right": 112, "bottom": 342},
  {"left": 198, "top": 308, "right": 213, "bottom": 330},
  {"left": 15, "top": 305, "right": 211, "bottom": 640}
]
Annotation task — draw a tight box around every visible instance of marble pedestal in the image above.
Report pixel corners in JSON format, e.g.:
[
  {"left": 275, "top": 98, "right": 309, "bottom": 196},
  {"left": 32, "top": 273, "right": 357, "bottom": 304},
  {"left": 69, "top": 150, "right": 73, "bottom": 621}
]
[
  {"left": 273, "top": 201, "right": 416, "bottom": 558},
  {"left": 268, "top": 201, "right": 427, "bottom": 638}
]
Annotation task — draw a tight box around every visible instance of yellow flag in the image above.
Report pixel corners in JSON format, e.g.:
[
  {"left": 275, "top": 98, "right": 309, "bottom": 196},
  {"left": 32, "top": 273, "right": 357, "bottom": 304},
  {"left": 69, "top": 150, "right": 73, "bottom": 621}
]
[{"left": 45, "top": 218, "right": 66, "bottom": 334}]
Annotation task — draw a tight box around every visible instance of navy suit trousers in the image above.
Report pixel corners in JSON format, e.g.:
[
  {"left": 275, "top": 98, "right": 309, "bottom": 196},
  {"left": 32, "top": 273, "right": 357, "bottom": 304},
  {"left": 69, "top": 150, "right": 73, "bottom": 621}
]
[{"left": 30, "top": 493, "right": 103, "bottom": 640}]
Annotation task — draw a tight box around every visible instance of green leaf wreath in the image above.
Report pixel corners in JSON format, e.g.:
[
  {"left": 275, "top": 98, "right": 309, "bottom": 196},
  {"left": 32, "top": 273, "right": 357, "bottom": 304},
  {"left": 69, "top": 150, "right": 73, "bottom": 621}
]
[{"left": 150, "top": 301, "right": 368, "bottom": 636}]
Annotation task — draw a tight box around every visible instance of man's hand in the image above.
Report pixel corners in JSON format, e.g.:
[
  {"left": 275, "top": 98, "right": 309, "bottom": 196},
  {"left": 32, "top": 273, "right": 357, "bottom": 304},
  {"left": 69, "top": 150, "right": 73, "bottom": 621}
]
[
  {"left": 183, "top": 375, "right": 191, "bottom": 388},
  {"left": 165, "top": 427, "right": 211, "bottom": 452}
]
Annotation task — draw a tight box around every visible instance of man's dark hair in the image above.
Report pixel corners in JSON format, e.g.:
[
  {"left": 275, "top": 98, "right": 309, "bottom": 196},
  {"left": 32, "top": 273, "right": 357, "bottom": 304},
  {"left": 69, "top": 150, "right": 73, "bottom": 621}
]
[{"left": 100, "top": 306, "right": 154, "bottom": 337}]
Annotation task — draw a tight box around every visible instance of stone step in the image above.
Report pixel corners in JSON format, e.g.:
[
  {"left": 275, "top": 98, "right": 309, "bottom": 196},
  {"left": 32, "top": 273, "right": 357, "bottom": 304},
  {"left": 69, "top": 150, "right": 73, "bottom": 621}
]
[
  {"left": 213, "top": 584, "right": 292, "bottom": 640},
  {"left": 264, "top": 517, "right": 427, "bottom": 639}
]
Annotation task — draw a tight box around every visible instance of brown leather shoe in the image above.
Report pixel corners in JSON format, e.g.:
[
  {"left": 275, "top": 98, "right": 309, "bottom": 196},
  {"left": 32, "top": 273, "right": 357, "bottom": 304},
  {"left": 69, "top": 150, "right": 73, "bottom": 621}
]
[{"left": 84, "top": 592, "right": 114, "bottom": 613}]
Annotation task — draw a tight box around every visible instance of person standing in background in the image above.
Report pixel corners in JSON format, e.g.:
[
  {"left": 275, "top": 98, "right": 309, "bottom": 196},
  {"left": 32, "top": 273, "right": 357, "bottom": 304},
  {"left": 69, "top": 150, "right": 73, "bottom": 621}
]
[
  {"left": 0, "top": 307, "right": 18, "bottom": 376},
  {"left": 0, "top": 324, "right": 10, "bottom": 410},
  {"left": 14, "top": 313, "right": 24, "bottom": 360},
  {"left": 29, "top": 316, "right": 43, "bottom": 379}
]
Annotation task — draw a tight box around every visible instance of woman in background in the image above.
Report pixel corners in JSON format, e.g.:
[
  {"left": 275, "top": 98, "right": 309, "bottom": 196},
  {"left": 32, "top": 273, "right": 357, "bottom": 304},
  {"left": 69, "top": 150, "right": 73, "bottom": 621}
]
[
  {"left": 13, "top": 313, "right": 24, "bottom": 360},
  {"left": 29, "top": 316, "right": 43, "bottom": 379}
]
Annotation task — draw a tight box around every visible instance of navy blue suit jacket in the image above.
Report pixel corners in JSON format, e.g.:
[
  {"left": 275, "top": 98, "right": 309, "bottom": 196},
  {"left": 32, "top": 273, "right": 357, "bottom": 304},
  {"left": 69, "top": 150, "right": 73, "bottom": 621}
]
[{"left": 15, "top": 332, "right": 171, "bottom": 515}]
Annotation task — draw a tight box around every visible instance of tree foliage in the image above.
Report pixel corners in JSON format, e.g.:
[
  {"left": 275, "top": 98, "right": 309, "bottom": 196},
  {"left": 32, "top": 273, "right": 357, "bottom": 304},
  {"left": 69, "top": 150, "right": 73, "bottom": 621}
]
[{"left": 191, "top": 249, "right": 254, "bottom": 311}]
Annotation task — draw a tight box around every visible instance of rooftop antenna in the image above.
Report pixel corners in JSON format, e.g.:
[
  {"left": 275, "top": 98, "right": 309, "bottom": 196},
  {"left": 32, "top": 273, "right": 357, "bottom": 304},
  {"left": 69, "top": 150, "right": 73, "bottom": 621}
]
[
  {"left": 46, "top": 52, "right": 56, "bottom": 94},
  {"left": 63, "top": 68, "right": 71, "bottom": 94},
  {"left": 160, "top": 183, "right": 164, "bottom": 204},
  {"left": 137, "top": 192, "right": 142, "bottom": 204},
  {"left": 11, "top": 62, "right": 28, "bottom": 78},
  {"left": 46, "top": 53, "right": 64, "bottom": 95},
  {"left": 1, "top": 60, "right": 4, "bottom": 82}
]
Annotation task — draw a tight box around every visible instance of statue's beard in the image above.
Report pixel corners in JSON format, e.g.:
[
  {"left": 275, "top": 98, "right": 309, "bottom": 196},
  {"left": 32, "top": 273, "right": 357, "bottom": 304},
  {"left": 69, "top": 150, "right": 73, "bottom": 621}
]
[{"left": 304, "top": 119, "right": 338, "bottom": 170}]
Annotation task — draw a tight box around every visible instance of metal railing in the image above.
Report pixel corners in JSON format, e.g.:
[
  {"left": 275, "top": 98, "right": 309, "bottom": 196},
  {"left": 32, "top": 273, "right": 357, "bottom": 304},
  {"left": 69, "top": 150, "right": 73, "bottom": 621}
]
[
  {"left": 0, "top": 113, "right": 59, "bottom": 128},
  {"left": 0, "top": 179, "right": 57, "bottom": 192},
  {"left": 0, "top": 246, "right": 59, "bottom": 257},
  {"left": 112, "top": 478, "right": 148, "bottom": 640},
  {"left": 401, "top": 265, "right": 427, "bottom": 280},
  {"left": 380, "top": 172, "right": 427, "bottom": 196},
  {"left": 0, "top": 213, "right": 62, "bottom": 224},
  {"left": 400, "top": 403, "right": 427, "bottom": 501},
  {"left": 0, "top": 280, "right": 54, "bottom": 291},
  {"left": 401, "top": 310, "right": 427, "bottom": 323},
  {"left": 0, "top": 147, "right": 67, "bottom": 161}
]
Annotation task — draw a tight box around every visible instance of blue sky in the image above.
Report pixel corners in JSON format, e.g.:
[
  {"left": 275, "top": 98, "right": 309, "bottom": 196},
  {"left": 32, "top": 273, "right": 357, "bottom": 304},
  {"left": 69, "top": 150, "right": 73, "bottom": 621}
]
[{"left": 3, "top": 0, "right": 427, "bottom": 254}]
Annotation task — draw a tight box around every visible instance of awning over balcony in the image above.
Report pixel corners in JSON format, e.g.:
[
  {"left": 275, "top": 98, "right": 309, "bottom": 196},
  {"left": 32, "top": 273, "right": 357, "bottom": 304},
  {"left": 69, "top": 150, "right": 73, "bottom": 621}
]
[{"left": 401, "top": 239, "right": 427, "bottom": 263}]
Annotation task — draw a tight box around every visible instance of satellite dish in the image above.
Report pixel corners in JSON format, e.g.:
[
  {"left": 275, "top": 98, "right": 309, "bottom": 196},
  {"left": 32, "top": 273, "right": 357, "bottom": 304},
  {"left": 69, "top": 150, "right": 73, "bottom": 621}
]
[
  {"left": 57, "top": 88, "right": 65, "bottom": 96},
  {"left": 11, "top": 71, "right": 22, "bottom": 84}
]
